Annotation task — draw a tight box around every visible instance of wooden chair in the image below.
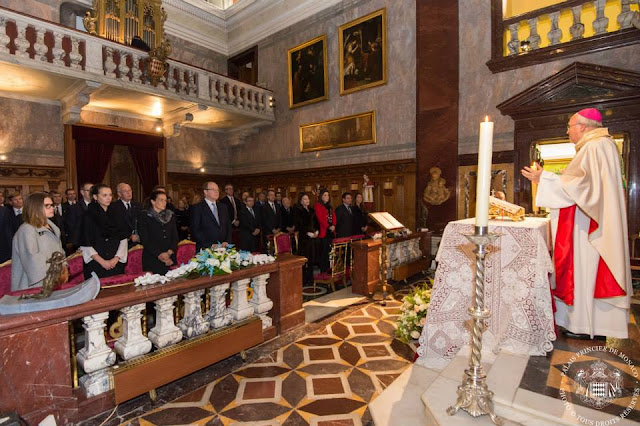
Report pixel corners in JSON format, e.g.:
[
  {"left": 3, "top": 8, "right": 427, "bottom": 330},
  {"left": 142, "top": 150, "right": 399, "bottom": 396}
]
[
  {"left": 273, "top": 232, "right": 297, "bottom": 255},
  {"left": 313, "top": 242, "right": 349, "bottom": 292}
]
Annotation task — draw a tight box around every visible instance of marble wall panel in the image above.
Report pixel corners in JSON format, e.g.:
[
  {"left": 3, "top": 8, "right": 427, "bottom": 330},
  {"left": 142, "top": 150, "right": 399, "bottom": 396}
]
[
  {"left": 231, "top": 0, "right": 416, "bottom": 174},
  {"left": 458, "top": 0, "right": 640, "bottom": 155},
  {"left": 0, "top": 98, "right": 63, "bottom": 166},
  {"left": 166, "top": 127, "right": 232, "bottom": 175},
  {"left": 0, "top": 0, "right": 61, "bottom": 21},
  {"left": 166, "top": 34, "right": 228, "bottom": 75}
]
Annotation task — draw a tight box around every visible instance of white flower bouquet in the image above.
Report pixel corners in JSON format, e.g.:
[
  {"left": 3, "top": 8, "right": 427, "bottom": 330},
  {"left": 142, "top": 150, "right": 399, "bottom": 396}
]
[{"left": 395, "top": 280, "right": 433, "bottom": 343}]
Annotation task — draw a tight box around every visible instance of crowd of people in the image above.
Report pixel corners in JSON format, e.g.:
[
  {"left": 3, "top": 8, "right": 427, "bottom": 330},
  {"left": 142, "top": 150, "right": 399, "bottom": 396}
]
[{"left": 1, "top": 181, "right": 370, "bottom": 292}]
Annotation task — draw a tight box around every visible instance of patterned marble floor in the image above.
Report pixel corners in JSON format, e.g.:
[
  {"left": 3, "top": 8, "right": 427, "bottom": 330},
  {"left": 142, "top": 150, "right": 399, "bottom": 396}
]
[{"left": 121, "top": 293, "right": 416, "bottom": 425}]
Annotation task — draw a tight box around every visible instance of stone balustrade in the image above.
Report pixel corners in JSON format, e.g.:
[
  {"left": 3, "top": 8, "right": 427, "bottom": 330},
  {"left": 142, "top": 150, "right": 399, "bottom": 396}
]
[
  {"left": 0, "top": 7, "right": 274, "bottom": 120},
  {"left": 503, "top": 0, "right": 639, "bottom": 56},
  {"left": 0, "top": 255, "right": 305, "bottom": 425},
  {"left": 74, "top": 272, "right": 275, "bottom": 398}
]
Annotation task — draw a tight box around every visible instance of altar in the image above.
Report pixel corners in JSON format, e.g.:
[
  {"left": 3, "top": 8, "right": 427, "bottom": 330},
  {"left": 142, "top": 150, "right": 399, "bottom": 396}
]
[{"left": 416, "top": 217, "right": 556, "bottom": 370}]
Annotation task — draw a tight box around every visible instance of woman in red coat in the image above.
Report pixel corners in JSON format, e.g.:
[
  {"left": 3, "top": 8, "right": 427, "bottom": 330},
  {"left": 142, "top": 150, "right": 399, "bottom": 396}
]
[{"left": 314, "top": 189, "right": 335, "bottom": 272}]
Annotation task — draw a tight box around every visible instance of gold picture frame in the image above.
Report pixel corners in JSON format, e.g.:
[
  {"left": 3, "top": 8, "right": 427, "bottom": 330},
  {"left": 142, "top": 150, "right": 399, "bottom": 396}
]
[
  {"left": 457, "top": 163, "right": 515, "bottom": 220},
  {"left": 287, "top": 35, "right": 329, "bottom": 108},
  {"left": 300, "top": 110, "right": 376, "bottom": 153},
  {"left": 339, "top": 8, "right": 387, "bottom": 95}
]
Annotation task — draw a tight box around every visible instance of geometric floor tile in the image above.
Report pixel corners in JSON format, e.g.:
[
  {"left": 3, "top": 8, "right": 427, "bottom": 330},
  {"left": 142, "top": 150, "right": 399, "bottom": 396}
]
[{"left": 126, "top": 294, "right": 417, "bottom": 426}]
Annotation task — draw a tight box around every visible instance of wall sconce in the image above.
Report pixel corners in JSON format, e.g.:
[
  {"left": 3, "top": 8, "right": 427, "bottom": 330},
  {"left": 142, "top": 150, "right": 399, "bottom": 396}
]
[
  {"left": 289, "top": 186, "right": 297, "bottom": 193},
  {"left": 0, "top": 154, "right": 7, "bottom": 161},
  {"left": 304, "top": 185, "right": 312, "bottom": 192},
  {"left": 199, "top": 167, "right": 205, "bottom": 173},
  {"left": 520, "top": 40, "right": 531, "bottom": 53},
  {"left": 330, "top": 183, "right": 339, "bottom": 192},
  {"left": 155, "top": 119, "right": 163, "bottom": 132},
  {"left": 350, "top": 183, "right": 359, "bottom": 191},
  {"left": 269, "top": 97, "right": 275, "bottom": 108}
]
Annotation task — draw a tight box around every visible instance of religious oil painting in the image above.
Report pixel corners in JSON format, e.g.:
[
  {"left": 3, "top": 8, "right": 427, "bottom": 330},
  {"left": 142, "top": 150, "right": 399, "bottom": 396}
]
[
  {"left": 339, "top": 8, "right": 386, "bottom": 95},
  {"left": 300, "top": 110, "right": 376, "bottom": 153},
  {"left": 288, "top": 35, "right": 328, "bottom": 108}
]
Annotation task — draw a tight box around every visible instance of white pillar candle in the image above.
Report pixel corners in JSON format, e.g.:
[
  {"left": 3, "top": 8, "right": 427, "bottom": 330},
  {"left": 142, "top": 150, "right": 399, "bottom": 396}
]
[{"left": 475, "top": 116, "right": 494, "bottom": 227}]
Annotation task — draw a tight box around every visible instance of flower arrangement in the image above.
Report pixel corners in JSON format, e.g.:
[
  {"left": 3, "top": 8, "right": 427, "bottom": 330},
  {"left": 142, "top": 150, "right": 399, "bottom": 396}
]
[
  {"left": 134, "top": 245, "right": 275, "bottom": 286},
  {"left": 395, "top": 280, "right": 433, "bottom": 343}
]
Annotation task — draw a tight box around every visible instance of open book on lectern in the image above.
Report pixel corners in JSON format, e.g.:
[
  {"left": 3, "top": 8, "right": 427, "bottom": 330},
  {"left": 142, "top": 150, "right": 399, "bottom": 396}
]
[{"left": 368, "top": 212, "right": 404, "bottom": 231}]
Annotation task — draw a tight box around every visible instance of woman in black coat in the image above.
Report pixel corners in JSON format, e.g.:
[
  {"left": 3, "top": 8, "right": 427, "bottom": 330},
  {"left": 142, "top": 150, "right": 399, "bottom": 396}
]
[
  {"left": 174, "top": 199, "right": 190, "bottom": 241},
  {"left": 293, "top": 193, "right": 319, "bottom": 285},
  {"left": 352, "top": 192, "right": 368, "bottom": 235},
  {"left": 81, "top": 184, "right": 129, "bottom": 279},
  {"left": 138, "top": 190, "right": 179, "bottom": 274}
]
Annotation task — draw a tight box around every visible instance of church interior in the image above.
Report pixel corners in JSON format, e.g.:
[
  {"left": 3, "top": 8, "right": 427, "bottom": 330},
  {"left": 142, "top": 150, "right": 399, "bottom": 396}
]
[{"left": 1, "top": 0, "right": 640, "bottom": 424}]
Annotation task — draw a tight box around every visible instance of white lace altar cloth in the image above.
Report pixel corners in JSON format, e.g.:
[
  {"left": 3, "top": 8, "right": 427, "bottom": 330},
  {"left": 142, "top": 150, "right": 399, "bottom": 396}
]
[{"left": 416, "top": 217, "right": 556, "bottom": 369}]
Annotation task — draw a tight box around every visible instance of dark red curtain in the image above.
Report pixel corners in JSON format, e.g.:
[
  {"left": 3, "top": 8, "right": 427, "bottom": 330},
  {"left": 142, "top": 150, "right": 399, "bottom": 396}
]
[
  {"left": 75, "top": 140, "right": 115, "bottom": 189},
  {"left": 128, "top": 146, "right": 159, "bottom": 196}
]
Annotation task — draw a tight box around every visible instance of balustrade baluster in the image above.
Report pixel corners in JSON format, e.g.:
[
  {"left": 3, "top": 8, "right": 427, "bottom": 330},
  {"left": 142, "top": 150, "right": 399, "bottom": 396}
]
[
  {"left": 570, "top": 6, "right": 585, "bottom": 40},
  {"left": 210, "top": 77, "right": 219, "bottom": 102},
  {"left": 229, "top": 278, "right": 254, "bottom": 321},
  {"left": 69, "top": 38, "right": 82, "bottom": 69},
  {"left": 76, "top": 312, "right": 116, "bottom": 397},
  {"left": 249, "top": 273, "right": 273, "bottom": 329},
  {"left": 33, "top": 26, "right": 48, "bottom": 61},
  {"left": 188, "top": 71, "right": 197, "bottom": 95},
  {"left": 14, "top": 24, "right": 30, "bottom": 58},
  {"left": 148, "top": 296, "right": 183, "bottom": 349},
  {"left": 114, "top": 303, "right": 152, "bottom": 360},
  {"left": 507, "top": 23, "right": 520, "bottom": 55},
  {"left": 228, "top": 83, "right": 236, "bottom": 105},
  {"left": 618, "top": 0, "right": 637, "bottom": 29},
  {"left": 179, "top": 70, "right": 188, "bottom": 93},
  {"left": 547, "top": 11, "right": 563, "bottom": 45},
  {"left": 526, "top": 18, "right": 541, "bottom": 49},
  {"left": 116, "top": 50, "right": 128, "bottom": 80},
  {"left": 593, "top": 0, "right": 609, "bottom": 34},
  {"left": 166, "top": 65, "right": 176, "bottom": 91},
  {"left": 130, "top": 53, "right": 142, "bottom": 83},
  {"left": 259, "top": 92, "right": 265, "bottom": 111},
  {"left": 0, "top": 18, "right": 10, "bottom": 54},
  {"left": 178, "top": 289, "right": 210, "bottom": 338},
  {"left": 52, "top": 32, "right": 65, "bottom": 66},
  {"left": 104, "top": 46, "right": 117, "bottom": 78},
  {"left": 206, "top": 283, "right": 232, "bottom": 329}
]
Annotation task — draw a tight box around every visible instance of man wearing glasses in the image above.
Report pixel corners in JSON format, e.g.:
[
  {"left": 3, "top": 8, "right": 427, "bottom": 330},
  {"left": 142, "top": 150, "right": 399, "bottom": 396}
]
[
  {"left": 522, "top": 108, "right": 631, "bottom": 340},
  {"left": 190, "top": 181, "right": 232, "bottom": 251}
]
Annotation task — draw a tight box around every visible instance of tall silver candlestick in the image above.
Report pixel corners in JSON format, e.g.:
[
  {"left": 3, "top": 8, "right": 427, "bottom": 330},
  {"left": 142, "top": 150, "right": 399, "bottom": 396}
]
[{"left": 447, "top": 225, "right": 502, "bottom": 425}]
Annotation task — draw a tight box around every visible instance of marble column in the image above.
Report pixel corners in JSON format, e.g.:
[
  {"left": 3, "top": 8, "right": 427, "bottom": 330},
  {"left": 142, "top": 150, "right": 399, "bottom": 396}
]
[
  {"left": 178, "top": 289, "right": 210, "bottom": 338},
  {"left": 229, "top": 278, "right": 254, "bottom": 322},
  {"left": 206, "top": 283, "right": 232, "bottom": 329},
  {"left": 148, "top": 296, "right": 183, "bottom": 349},
  {"left": 249, "top": 273, "right": 273, "bottom": 329},
  {"left": 76, "top": 312, "right": 116, "bottom": 397},
  {"left": 114, "top": 303, "right": 152, "bottom": 360}
]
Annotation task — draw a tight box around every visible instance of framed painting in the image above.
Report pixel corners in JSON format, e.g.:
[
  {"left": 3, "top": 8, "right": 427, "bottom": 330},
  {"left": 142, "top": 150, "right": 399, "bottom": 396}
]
[
  {"left": 339, "top": 8, "right": 386, "bottom": 95},
  {"left": 288, "top": 35, "right": 328, "bottom": 108},
  {"left": 300, "top": 110, "right": 376, "bottom": 153},
  {"left": 457, "top": 163, "right": 515, "bottom": 220}
]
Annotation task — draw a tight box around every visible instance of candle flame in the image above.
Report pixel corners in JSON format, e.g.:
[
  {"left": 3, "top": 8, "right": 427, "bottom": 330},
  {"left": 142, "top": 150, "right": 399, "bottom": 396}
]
[{"left": 484, "top": 116, "right": 489, "bottom": 122}]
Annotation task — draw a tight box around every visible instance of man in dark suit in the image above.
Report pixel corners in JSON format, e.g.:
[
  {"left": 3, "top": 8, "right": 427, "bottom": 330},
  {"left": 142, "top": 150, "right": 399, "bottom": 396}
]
[
  {"left": 111, "top": 182, "right": 143, "bottom": 248},
  {"left": 280, "top": 196, "right": 295, "bottom": 234},
  {"left": 261, "top": 189, "right": 281, "bottom": 233},
  {"left": 65, "top": 182, "right": 93, "bottom": 249},
  {"left": 190, "top": 181, "right": 232, "bottom": 251},
  {"left": 0, "top": 191, "right": 12, "bottom": 263},
  {"left": 335, "top": 192, "right": 356, "bottom": 238},
  {"left": 62, "top": 188, "right": 77, "bottom": 215},
  {"left": 220, "top": 183, "right": 242, "bottom": 229},
  {"left": 49, "top": 190, "right": 65, "bottom": 240},
  {"left": 238, "top": 195, "right": 261, "bottom": 252},
  {"left": 7, "top": 193, "right": 24, "bottom": 238}
]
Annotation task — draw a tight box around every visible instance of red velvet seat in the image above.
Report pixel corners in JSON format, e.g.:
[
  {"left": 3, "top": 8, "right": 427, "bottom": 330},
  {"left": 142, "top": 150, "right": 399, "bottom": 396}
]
[
  {"left": 0, "top": 260, "right": 12, "bottom": 298},
  {"left": 124, "top": 245, "right": 144, "bottom": 275},
  {"left": 176, "top": 240, "right": 196, "bottom": 265},
  {"left": 274, "top": 232, "right": 293, "bottom": 255},
  {"left": 67, "top": 251, "right": 85, "bottom": 284}
]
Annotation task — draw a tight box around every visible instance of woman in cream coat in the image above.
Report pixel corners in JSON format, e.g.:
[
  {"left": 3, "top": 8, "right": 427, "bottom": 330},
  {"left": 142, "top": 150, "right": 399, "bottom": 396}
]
[{"left": 11, "top": 192, "right": 65, "bottom": 292}]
